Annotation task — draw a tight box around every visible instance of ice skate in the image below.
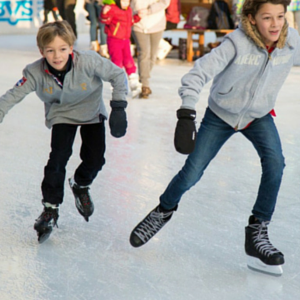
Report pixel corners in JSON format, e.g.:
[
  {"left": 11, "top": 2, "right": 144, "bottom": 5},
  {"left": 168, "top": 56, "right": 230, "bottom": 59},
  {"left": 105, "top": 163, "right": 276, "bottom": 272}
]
[
  {"left": 245, "top": 215, "right": 284, "bottom": 276},
  {"left": 128, "top": 73, "right": 142, "bottom": 98},
  {"left": 99, "top": 44, "right": 110, "bottom": 58},
  {"left": 34, "top": 201, "right": 59, "bottom": 243},
  {"left": 130, "top": 204, "right": 177, "bottom": 247},
  {"left": 69, "top": 177, "right": 94, "bottom": 222},
  {"left": 90, "top": 40, "right": 100, "bottom": 53},
  {"left": 156, "top": 38, "right": 172, "bottom": 60}
]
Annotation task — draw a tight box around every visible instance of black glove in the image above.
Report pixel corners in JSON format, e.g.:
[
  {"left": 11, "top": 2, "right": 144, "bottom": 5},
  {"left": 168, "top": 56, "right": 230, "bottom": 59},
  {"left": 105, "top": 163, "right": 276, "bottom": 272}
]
[
  {"left": 109, "top": 100, "right": 127, "bottom": 138},
  {"left": 174, "top": 108, "right": 197, "bottom": 154}
]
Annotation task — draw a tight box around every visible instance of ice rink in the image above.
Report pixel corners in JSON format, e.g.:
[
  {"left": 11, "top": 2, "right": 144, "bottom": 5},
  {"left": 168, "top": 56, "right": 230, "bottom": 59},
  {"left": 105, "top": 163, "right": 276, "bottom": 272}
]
[{"left": 0, "top": 33, "right": 300, "bottom": 300}]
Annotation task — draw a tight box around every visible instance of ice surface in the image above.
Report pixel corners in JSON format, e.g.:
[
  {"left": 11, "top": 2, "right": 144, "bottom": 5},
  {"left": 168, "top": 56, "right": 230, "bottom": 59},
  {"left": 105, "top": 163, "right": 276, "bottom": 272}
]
[{"left": 0, "top": 33, "right": 300, "bottom": 300}]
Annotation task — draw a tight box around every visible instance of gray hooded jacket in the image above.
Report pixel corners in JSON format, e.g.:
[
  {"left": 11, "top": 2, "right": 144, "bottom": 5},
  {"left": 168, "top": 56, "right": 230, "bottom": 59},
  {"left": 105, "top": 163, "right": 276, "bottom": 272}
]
[
  {"left": 179, "top": 17, "right": 300, "bottom": 130},
  {"left": 0, "top": 50, "right": 127, "bottom": 128}
]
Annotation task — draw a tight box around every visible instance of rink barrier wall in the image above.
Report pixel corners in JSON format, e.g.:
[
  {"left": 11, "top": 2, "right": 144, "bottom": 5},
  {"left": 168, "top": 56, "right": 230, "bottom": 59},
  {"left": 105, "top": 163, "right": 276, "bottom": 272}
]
[{"left": 0, "top": 0, "right": 89, "bottom": 35}]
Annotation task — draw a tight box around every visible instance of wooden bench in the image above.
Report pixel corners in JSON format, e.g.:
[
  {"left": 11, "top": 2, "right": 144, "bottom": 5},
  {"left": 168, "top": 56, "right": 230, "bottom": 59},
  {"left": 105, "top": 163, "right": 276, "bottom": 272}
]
[
  {"left": 174, "top": 1, "right": 234, "bottom": 62},
  {"left": 171, "top": 28, "right": 234, "bottom": 62}
]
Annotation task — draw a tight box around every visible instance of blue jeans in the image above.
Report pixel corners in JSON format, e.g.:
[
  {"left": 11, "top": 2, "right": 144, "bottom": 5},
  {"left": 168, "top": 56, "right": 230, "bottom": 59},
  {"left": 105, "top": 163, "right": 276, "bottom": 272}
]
[
  {"left": 160, "top": 107, "right": 285, "bottom": 221},
  {"left": 85, "top": 3, "right": 106, "bottom": 44}
]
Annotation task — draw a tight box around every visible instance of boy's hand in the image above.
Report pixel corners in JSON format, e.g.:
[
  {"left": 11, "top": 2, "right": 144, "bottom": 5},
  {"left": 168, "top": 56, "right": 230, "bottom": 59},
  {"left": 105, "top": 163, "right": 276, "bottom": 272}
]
[
  {"left": 109, "top": 100, "right": 127, "bottom": 138},
  {"left": 174, "top": 109, "right": 197, "bottom": 154}
]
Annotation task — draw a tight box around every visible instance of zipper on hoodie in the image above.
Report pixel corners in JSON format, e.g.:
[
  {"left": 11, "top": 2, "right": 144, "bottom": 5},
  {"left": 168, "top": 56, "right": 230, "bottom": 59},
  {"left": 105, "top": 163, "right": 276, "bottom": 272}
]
[
  {"left": 234, "top": 50, "right": 270, "bottom": 130},
  {"left": 113, "top": 22, "right": 120, "bottom": 36}
]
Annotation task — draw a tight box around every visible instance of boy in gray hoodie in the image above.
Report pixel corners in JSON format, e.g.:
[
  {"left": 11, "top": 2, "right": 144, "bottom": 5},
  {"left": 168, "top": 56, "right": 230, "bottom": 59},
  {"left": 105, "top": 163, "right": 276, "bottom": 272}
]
[
  {"left": 130, "top": 0, "right": 299, "bottom": 276},
  {"left": 0, "top": 21, "right": 128, "bottom": 243}
]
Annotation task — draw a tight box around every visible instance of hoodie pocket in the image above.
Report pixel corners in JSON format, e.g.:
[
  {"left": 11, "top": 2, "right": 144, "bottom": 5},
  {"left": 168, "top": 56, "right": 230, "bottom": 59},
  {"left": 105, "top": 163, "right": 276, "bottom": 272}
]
[{"left": 213, "top": 87, "right": 246, "bottom": 114}]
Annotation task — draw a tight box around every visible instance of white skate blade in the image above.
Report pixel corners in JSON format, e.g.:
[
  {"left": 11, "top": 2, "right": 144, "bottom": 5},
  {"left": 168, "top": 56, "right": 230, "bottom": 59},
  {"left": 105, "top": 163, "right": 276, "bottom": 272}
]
[{"left": 247, "top": 256, "right": 283, "bottom": 276}]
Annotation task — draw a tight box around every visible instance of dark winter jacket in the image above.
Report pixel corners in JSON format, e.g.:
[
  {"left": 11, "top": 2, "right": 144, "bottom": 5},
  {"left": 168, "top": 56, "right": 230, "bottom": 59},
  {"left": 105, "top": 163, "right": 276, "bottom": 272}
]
[
  {"left": 166, "top": 0, "right": 181, "bottom": 24},
  {"left": 100, "top": 4, "right": 140, "bottom": 40},
  {"left": 207, "top": 0, "right": 234, "bottom": 29}
]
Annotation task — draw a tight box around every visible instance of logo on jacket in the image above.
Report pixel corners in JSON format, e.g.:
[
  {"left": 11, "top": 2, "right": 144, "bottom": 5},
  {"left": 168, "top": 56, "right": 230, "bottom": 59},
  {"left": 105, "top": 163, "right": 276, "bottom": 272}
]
[
  {"left": 44, "top": 87, "right": 53, "bottom": 94},
  {"left": 234, "top": 54, "right": 261, "bottom": 65},
  {"left": 272, "top": 54, "right": 292, "bottom": 66},
  {"left": 80, "top": 83, "right": 87, "bottom": 91},
  {"left": 15, "top": 76, "right": 27, "bottom": 87}
]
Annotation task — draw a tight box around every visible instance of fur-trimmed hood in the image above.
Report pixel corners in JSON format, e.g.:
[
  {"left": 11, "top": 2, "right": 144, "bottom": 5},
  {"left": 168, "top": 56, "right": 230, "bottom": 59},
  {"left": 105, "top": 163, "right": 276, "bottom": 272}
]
[
  {"left": 239, "top": 15, "right": 289, "bottom": 49},
  {"left": 178, "top": 18, "right": 300, "bottom": 130}
]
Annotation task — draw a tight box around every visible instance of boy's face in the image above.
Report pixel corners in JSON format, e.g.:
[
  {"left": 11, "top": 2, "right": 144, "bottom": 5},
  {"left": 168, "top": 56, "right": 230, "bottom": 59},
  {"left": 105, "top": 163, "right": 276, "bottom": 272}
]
[
  {"left": 121, "top": 0, "right": 130, "bottom": 9},
  {"left": 40, "top": 36, "right": 73, "bottom": 71},
  {"left": 248, "top": 3, "right": 285, "bottom": 47}
]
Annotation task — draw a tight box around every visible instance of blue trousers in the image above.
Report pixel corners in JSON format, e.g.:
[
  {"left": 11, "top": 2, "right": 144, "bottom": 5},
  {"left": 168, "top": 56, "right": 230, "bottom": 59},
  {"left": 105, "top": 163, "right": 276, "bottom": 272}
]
[
  {"left": 85, "top": 2, "right": 107, "bottom": 44},
  {"left": 160, "top": 107, "right": 285, "bottom": 221},
  {"left": 41, "top": 122, "right": 106, "bottom": 205}
]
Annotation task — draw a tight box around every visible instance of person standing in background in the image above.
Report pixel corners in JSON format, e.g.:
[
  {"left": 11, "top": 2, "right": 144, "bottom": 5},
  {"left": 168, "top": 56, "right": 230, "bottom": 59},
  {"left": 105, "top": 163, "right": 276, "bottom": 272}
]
[
  {"left": 85, "top": 0, "right": 109, "bottom": 57},
  {"left": 130, "top": 0, "right": 171, "bottom": 99},
  {"left": 286, "top": 0, "right": 300, "bottom": 33},
  {"left": 43, "top": 0, "right": 59, "bottom": 24},
  {"left": 100, "top": 0, "right": 142, "bottom": 98},
  {"left": 57, "top": 0, "right": 78, "bottom": 38},
  {"left": 166, "top": 0, "right": 181, "bottom": 30}
]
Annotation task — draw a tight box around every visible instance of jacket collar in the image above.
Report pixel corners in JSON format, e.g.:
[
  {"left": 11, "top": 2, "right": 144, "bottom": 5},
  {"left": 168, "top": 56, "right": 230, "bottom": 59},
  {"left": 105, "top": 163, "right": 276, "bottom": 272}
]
[{"left": 239, "top": 16, "right": 289, "bottom": 50}]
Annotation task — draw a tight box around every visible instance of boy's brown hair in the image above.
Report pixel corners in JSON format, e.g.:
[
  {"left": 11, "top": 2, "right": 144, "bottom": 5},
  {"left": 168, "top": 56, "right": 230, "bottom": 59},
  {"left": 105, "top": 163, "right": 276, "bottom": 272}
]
[
  {"left": 242, "top": 0, "right": 291, "bottom": 17},
  {"left": 37, "top": 20, "right": 76, "bottom": 49}
]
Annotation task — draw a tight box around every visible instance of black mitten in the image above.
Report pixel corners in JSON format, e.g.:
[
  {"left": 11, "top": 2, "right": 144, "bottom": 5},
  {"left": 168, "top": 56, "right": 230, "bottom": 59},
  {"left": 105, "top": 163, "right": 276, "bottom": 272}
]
[
  {"left": 109, "top": 100, "right": 128, "bottom": 138},
  {"left": 174, "top": 108, "right": 197, "bottom": 154}
]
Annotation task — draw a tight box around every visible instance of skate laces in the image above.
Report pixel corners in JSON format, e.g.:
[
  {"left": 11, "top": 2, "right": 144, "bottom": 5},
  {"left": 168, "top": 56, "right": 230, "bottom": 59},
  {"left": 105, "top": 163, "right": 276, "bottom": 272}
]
[
  {"left": 250, "top": 221, "right": 281, "bottom": 257},
  {"left": 72, "top": 183, "right": 92, "bottom": 206},
  {"left": 134, "top": 208, "right": 173, "bottom": 243},
  {"left": 39, "top": 207, "right": 59, "bottom": 228}
]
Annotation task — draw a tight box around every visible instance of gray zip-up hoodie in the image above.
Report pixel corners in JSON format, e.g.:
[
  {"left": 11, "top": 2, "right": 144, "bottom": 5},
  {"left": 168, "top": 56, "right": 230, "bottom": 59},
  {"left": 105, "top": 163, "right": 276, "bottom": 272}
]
[
  {"left": 179, "top": 17, "right": 300, "bottom": 130},
  {"left": 0, "top": 50, "right": 127, "bottom": 128}
]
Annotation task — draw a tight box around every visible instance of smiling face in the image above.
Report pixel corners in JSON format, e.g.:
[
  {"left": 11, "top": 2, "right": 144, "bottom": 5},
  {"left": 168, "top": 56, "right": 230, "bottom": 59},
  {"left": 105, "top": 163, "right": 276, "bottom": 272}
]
[
  {"left": 121, "top": 0, "right": 130, "bottom": 9},
  {"left": 248, "top": 3, "right": 285, "bottom": 47},
  {"left": 40, "top": 35, "right": 73, "bottom": 71}
]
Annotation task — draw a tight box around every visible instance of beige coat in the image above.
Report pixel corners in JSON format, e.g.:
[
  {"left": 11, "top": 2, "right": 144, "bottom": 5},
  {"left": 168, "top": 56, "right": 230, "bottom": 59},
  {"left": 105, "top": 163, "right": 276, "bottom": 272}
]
[{"left": 131, "top": 0, "right": 170, "bottom": 33}]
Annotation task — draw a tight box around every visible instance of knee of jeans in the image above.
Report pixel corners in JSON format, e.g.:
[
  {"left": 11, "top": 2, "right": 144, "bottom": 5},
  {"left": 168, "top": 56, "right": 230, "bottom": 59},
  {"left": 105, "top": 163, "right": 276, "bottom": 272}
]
[
  {"left": 264, "top": 153, "right": 285, "bottom": 173},
  {"left": 180, "top": 168, "right": 202, "bottom": 188},
  {"left": 49, "top": 149, "right": 72, "bottom": 165},
  {"left": 94, "top": 157, "right": 106, "bottom": 171}
]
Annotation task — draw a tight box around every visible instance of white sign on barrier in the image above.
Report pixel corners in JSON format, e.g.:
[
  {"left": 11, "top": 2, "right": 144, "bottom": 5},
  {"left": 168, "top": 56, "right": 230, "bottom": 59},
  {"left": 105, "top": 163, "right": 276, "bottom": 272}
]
[{"left": 0, "top": 0, "right": 88, "bottom": 35}]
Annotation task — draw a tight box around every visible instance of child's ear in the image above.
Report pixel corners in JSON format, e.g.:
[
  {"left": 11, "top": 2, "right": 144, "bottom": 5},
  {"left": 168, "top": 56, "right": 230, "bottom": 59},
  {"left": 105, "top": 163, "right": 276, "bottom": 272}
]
[
  {"left": 70, "top": 45, "right": 74, "bottom": 53},
  {"left": 39, "top": 48, "right": 45, "bottom": 57},
  {"left": 248, "top": 14, "right": 256, "bottom": 25}
]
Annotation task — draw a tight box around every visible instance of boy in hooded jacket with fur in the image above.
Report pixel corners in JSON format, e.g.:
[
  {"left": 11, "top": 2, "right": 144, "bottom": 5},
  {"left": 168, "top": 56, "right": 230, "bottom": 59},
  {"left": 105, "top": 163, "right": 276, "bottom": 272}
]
[{"left": 130, "top": 0, "right": 300, "bottom": 276}]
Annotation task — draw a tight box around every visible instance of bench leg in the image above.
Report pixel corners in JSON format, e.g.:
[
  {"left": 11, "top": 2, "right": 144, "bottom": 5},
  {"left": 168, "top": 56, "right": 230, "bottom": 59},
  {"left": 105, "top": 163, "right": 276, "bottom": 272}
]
[
  {"left": 199, "top": 33, "right": 205, "bottom": 57},
  {"left": 187, "top": 32, "right": 193, "bottom": 62}
]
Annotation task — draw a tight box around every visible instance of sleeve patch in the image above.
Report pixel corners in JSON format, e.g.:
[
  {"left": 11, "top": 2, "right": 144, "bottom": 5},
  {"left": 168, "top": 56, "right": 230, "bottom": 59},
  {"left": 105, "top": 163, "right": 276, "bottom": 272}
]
[{"left": 15, "top": 76, "right": 27, "bottom": 87}]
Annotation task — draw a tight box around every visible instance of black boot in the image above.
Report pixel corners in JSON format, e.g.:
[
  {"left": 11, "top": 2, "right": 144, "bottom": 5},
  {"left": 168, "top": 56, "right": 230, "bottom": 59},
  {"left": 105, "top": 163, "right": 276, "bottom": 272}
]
[
  {"left": 130, "top": 204, "right": 177, "bottom": 247},
  {"left": 69, "top": 177, "right": 94, "bottom": 222},
  {"left": 34, "top": 201, "right": 59, "bottom": 243},
  {"left": 245, "top": 215, "right": 284, "bottom": 275}
]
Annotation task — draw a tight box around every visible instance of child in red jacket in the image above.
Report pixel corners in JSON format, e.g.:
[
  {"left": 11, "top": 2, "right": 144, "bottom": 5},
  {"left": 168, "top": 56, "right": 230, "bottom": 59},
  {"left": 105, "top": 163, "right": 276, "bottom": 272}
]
[{"left": 101, "top": 0, "right": 141, "bottom": 98}]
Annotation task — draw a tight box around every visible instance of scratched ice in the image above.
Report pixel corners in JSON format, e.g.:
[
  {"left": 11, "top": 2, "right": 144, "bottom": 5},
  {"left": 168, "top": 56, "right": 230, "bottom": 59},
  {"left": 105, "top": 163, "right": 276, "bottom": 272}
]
[{"left": 0, "top": 34, "right": 300, "bottom": 300}]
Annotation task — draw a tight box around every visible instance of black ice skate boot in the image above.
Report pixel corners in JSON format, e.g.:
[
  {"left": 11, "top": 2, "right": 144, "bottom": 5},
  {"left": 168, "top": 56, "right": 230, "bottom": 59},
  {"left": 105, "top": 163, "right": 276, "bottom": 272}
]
[
  {"left": 130, "top": 204, "right": 177, "bottom": 247},
  {"left": 69, "top": 177, "right": 94, "bottom": 222},
  {"left": 34, "top": 201, "right": 59, "bottom": 244},
  {"left": 245, "top": 215, "right": 284, "bottom": 276}
]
